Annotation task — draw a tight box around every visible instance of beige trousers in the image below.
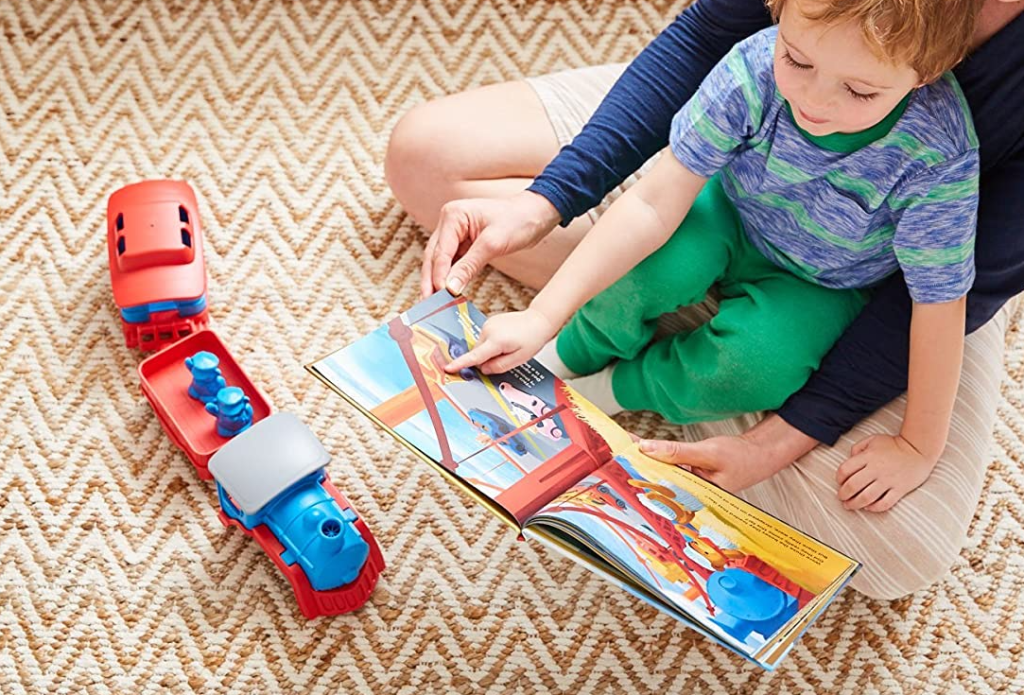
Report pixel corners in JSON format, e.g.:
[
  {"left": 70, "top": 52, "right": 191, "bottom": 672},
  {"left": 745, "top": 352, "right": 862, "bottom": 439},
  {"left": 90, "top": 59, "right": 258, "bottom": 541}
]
[{"left": 525, "top": 64, "right": 1018, "bottom": 601}]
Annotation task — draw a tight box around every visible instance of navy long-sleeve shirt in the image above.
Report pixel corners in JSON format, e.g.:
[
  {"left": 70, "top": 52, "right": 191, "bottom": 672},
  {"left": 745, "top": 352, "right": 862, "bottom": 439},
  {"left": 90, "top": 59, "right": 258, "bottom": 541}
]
[{"left": 527, "top": 0, "right": 1024, "bottom": 445}]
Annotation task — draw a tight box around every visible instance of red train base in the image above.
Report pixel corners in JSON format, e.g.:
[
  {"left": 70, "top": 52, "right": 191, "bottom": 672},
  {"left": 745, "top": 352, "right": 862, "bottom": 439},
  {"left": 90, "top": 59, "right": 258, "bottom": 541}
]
[
  {"left": 216, "top": 475, "right": 386, "bottom": 619},
  {"left": 138, "top": 329, "right": 272, "bottom": 479}
]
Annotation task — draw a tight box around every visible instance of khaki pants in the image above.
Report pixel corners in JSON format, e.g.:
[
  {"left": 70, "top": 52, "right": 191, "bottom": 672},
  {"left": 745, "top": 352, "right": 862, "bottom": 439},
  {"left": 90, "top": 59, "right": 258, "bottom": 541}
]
[{"left": 526, "top": 64, "right": 1018, "bottom": 600}]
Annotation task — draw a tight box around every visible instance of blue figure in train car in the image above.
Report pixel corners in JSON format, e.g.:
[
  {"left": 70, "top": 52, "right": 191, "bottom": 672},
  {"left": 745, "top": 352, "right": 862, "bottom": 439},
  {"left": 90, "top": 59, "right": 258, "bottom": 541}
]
[
  {"left": 205, "top": 386, "right": 254, "bottom": 437},
  {"left": 705, "top": 568, "right": 799, "bottom": 643},
  {"left": 185, "top": 351, "right": 226, "bottom": 403}
]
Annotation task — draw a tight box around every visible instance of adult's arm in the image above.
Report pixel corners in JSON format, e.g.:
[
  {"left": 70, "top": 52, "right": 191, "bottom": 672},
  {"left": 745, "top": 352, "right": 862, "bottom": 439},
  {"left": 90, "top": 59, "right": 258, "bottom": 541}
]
[
  {"left": 777, "top": 157, "right": 1024, "bottom": 445},
  {"left": 526, "top": 0, "right": 771, "bottom": 226}
]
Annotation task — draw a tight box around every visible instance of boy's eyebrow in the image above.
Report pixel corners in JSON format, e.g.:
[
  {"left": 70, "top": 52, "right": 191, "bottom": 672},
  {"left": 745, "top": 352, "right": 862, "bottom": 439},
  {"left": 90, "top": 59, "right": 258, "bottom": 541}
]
[
  {"left": 779, "top": 31, "right": 808, "bottom": 57},
  {"left": 779, "top": 30, "right": 892, "bottom": 90},
  {"left": 848, "top": 77, "right": 892, "bottom": 90}
]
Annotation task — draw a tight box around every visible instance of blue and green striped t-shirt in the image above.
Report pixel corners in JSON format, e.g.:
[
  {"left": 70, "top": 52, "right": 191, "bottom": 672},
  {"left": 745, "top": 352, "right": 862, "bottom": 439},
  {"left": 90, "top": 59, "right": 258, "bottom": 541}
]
[{"left": 669, "top": 26, "right": 978, "bottom": 304}]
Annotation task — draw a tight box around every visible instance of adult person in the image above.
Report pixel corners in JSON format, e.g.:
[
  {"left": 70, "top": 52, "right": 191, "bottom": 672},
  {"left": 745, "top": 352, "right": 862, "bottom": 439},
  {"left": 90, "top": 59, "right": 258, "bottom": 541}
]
[{"left": 384, "top": 0, "right": 1024, "bottom": 599}]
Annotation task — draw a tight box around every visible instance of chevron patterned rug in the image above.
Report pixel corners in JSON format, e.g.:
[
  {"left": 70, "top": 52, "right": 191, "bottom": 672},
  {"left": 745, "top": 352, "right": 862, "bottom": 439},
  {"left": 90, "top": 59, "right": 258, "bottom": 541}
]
[{"left": 2, "top": 1, "right": 1022, "bottom": 693}]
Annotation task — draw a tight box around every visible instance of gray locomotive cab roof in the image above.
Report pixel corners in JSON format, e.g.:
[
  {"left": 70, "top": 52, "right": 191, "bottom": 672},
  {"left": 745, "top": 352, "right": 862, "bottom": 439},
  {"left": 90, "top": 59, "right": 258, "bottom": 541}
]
[{"left": 208, "top": 412, "right": 331, "bottom": 515}]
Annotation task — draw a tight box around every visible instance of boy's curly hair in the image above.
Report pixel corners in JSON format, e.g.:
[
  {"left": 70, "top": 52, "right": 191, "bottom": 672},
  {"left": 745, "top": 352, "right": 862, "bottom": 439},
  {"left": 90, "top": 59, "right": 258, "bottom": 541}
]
[{"left": 766, "top": 0, "right": 984, "bottom": 83}]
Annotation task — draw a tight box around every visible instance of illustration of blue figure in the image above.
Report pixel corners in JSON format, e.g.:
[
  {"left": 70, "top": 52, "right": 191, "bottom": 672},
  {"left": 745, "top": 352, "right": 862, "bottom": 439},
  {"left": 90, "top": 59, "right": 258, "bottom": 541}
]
[
  {"left": 706, "top": 569, "right": 799, "bottom": 642},
  {"left": 468, "top": 408, "right": 528, "bottom": 456},
  {"left": 185, "top": 351, "right": 226, "bottom": 403},
  {"left": 432, "top": 326, "right": 477, "bottom": 381},
  {"left": 205, "top": 386, "right": 254, "bottom": 437}
]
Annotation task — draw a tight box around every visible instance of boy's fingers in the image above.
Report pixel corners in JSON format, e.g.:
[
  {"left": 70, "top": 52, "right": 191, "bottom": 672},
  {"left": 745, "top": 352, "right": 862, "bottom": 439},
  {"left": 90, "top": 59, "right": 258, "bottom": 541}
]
[
  {"left": 850, "top": 436, "right": 874, "bottom": 456},
  {"left": 865, "top": 489, "right": 897, "bottom": 513},
  {"left": 479, "top": 347, "right": 531, "bottom": 375},
  {"left": 446, "top": 339, "right": 503, "bottom": 373},
  {"left": 844, "top": 480, "right": 887, "bottom": 511},
  {"left": 836, "top": 453, "right": 868, "bottom": 485},
  {"left": 837, "top": 466, "right": 873, "bottom": 501}
]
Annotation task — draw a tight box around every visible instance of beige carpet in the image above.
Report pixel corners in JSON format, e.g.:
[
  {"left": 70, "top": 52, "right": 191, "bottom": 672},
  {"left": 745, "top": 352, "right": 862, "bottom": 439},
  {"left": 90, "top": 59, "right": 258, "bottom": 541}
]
[{"left": 2, "top": 1, "right": 1022, "bottom": 692}]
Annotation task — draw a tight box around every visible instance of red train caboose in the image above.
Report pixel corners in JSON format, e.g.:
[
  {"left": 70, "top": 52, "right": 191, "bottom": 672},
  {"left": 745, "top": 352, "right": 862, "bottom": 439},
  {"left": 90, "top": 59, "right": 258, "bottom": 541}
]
[{"left": 107, "top": 180, "right": 210, "bottom": 351}]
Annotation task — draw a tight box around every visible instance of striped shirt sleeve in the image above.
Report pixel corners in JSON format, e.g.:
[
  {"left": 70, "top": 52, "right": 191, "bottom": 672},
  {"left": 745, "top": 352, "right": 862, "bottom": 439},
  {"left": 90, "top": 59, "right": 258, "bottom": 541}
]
[
  {"left": 892, "top": 150, "right": 979, "bottom": 304},
  {"left": 669, "top": 32, "right": 774, "bottom": 177}
]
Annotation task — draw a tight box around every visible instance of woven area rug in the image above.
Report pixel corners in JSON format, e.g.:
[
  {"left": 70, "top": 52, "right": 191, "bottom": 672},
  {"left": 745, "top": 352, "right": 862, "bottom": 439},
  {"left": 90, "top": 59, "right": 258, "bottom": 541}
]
[{"left": 2, "top": 1, "right": 1022, "bottom": 693}]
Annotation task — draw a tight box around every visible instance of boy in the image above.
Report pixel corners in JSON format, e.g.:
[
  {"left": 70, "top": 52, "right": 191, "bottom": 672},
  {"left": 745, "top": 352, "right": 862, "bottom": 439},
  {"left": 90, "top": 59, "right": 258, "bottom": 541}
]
[{"left": 445, "top": 0, "right": 981, "bottom": 512}]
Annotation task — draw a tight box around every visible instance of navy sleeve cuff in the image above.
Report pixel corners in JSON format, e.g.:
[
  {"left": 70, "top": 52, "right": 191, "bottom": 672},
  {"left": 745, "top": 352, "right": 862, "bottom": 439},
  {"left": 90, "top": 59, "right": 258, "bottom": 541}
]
[
  {"left": 776, "top": 404, "right": 846, "bottom": 447},
  {"left": 526, "top": 179, "right": 576, "bottom": 228}
]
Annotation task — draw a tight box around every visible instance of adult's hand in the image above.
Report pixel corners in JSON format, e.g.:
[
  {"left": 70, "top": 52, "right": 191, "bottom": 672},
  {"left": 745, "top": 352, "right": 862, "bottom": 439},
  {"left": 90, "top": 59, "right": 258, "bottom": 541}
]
[
  {"left": 637, "top": 414, "right": 820, "bottom": 492},
  {"left": 421, "top": 190, "right": 561, "bottom": 298}
]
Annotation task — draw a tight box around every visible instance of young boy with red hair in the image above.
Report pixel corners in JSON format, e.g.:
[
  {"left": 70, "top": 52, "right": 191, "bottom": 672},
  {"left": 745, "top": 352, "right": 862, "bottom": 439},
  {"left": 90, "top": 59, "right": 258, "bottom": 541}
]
[{"left": 448, "top": 0, "right": 983, "bottom": 512}]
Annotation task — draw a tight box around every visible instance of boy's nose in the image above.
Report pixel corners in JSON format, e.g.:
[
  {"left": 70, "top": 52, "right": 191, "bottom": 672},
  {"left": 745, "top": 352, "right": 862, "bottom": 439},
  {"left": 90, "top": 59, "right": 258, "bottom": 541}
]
[{"left": 801, "top": 88, "right": 828, "bottom": 111}]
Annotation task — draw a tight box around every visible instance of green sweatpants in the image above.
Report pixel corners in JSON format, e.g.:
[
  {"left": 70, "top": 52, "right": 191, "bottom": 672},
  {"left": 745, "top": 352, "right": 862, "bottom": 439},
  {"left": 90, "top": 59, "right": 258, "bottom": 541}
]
[{"left": 555, "top": 176, "right": 869, "bottom": 424}]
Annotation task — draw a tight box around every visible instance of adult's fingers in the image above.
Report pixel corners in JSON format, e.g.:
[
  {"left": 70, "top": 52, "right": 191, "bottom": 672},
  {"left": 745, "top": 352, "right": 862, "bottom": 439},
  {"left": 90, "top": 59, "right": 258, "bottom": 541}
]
[
  {"left": 421, "top": 230, "right": 440, "bottom": 298},
  {"left": 431, "top": 204, "right": 466, "bottom": 293},
  {"left": 638, "top": 438, "right": 721, "bottom": 469},
  {"left": 446, "top": 240, "right": 495, "bottom": 296}
]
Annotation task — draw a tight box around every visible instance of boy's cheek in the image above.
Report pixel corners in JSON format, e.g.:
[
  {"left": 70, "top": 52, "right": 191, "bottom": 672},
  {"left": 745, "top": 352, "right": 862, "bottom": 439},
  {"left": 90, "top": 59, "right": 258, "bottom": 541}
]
[
  {"left": 839, "top": 96, "right": 905, "bottom": 133},
  {"left": 773, "top": 63, "right": 798, "bottom": 105}
]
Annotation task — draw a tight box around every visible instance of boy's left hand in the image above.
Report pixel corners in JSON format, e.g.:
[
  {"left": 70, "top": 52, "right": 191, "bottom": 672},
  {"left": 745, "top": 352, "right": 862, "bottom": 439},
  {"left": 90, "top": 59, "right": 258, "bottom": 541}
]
[
  {"left": 836, "top": 434, "right": 938, "bottom": 513},
  {"left": 444, "top": 308, "right": 556, "bottom": 375}
]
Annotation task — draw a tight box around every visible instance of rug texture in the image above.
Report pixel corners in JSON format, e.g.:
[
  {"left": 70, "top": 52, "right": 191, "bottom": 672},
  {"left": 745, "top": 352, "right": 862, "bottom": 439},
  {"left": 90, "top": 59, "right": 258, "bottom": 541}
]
[{"left": 1, "top": 1, "right": 1022, "bottom": 693}]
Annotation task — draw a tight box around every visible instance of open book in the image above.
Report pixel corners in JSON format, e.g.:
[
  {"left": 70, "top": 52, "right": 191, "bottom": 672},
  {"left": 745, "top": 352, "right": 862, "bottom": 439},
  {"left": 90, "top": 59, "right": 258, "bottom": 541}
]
[{"left": 307, "top": 291, "right": 859, "bottom": 670}]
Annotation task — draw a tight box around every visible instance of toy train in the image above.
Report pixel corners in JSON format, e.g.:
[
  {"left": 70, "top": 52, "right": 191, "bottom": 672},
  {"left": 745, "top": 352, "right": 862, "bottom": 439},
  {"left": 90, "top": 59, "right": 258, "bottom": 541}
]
[
  {"left": 107, "top": 181, "right": 210, "bottom": 351},
  {"left": 110, "top": 180, "right": 383, "bottom": 618},
  {"left": 210, "top": 412, "right": 385, "bottom": 618}
]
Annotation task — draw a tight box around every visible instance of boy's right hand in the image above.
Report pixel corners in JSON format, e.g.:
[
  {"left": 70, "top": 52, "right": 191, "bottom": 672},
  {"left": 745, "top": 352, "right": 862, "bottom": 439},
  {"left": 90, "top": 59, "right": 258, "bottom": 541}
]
[
  {"left": 421, "top": 190, "right": 561, "bottom": 298},
  {"left": 443, "top": 308, "right": 557, "bottom": 375}
]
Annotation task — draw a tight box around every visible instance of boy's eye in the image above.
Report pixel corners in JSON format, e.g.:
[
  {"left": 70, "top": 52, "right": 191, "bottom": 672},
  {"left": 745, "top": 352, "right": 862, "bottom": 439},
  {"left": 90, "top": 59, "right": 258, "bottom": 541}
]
[
  {"left": 782, "top": 51, "right": 812, "bottom": 70},
  {"left": 845, "top": 84, "right": 878, "bottom": 101}
]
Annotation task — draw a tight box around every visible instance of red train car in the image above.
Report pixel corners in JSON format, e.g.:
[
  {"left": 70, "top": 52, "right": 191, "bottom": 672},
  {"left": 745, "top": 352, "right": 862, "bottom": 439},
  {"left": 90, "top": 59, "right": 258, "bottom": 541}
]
[
  {"left": 137, "top": 329, "right": 272, "bottom": 480},
  {"left": 107, "top": 180, "right": 209, "bottom": 351}
]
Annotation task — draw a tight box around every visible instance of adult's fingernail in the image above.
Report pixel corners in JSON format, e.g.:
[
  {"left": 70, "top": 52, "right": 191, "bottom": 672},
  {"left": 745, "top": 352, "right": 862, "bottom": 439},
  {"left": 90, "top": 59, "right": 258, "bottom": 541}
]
[
  {"left": 639, "top": 440, "right": 654, "bottom": 452},
  {"left": 446, "top": 275, "right": 464, "bottom": 295}
]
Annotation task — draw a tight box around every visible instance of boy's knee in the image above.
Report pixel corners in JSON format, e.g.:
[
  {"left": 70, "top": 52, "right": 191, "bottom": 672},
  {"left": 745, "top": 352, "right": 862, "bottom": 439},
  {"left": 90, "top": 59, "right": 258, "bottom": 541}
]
[
  {"left": 583, "top": 264, "right": 686, "bottom": 322},
  {"left": 708, "top": 352, "right": 812, "bottom": 413}
]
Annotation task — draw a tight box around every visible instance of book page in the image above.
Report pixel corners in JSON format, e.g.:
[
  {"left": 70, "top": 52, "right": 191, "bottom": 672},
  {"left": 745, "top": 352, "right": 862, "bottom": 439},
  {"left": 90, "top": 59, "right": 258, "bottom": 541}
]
[
  {"left": 526, "top": 446, "right": 858, "bottom": 659},
  {"left": 309, "top": 289, "right": 859, "bottom": 668},
  {"left": 307, "top": 291, "right": 613, "bottom": 525}
]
